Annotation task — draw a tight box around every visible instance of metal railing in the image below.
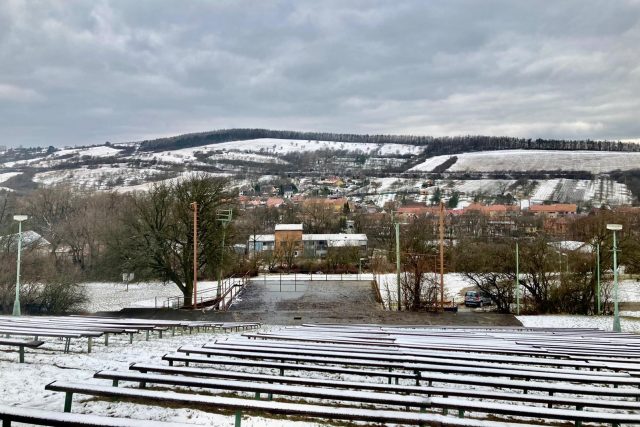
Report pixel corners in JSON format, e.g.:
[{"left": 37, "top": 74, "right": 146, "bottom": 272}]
[{"left": 156, "top": 272, "right": 251, "bottom": 310}]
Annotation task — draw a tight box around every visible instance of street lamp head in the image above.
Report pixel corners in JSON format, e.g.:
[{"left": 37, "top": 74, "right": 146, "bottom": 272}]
[
  {"left": 13, "top": 215, "right": 27, "bottom": 222},
  {"left": 606, "top": 224, "right": 623, "bottom": 231}
]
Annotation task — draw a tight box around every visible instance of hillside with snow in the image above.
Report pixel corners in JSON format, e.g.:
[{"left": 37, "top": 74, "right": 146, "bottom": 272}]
[{"left": 1, "top": 131, "right": 638, "bottom": 206}]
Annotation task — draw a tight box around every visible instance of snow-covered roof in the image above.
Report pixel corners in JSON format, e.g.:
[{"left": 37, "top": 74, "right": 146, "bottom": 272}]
[
  {"left": 248, "top": 234, "right": 275, "bottom": 242},
  {"left": 0, "top": 230, "right": 50, "bottom": 251},
  {"left": 303, "top": 234, "right": 367, "bottom": 247},
  {"left": 275, "top": 224, "right": 303, "bottom": 231}
]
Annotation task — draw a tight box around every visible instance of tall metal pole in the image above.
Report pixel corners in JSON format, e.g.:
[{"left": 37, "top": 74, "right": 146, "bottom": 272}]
[
  {"left": 12, "top": 219, "right": 24, "bottom": 316},
  {"left": 515, "top": 241, "right": 520, "bottom": 316},
  {"left": 596, "top": 242, "right": 601, "bottom": 315},
  {"left": 395, "top": 221, "right": 401, "bottom": 311},
  {"left": 439, "top": 201, "right": 445, "bottom": 310},
  {"left": 612, "top": 230, "right": 621, "bottom": 332},
  {"left": 191, "top": 202, "right": 198, "bottom": 307}
]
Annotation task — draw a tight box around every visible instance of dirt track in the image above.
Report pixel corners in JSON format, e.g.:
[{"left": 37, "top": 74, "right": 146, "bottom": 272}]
[{"left": 109, "top": 279, "right": 521, "bottom": 326}]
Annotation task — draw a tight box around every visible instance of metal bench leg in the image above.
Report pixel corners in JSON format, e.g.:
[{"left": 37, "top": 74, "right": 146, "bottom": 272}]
[
  {"left": 171, "top": 327, "right": 175, "bottom": 337},
  {"left": 18, "top": 346, "right": 24, "bottom": 363},
  {"left": 87, "top": 337, "right": 92, "bottom": 353},
  {"left": 146, "top": 330, "right": 150, "bottom": 341},
  {"left": 255, "top": 392, "right": 260, "bottom": 399},
  {"left": 64, "top": 338, "right": 71, "bottom": 353},
  {"left": 129, "top": 333, "right": 134, "bottom": 344},
  {"left": 159, "top": 330, "right": 163, "bottom": 339},
  {"left": 105, "top": 334, "right": 109, "bottom": 346},
  {"left": 64, "top": 392, "right": 73, "bottom": 412},
  {"left": 234, "top": 411, "right": 242, "bottom": 427},
  {"left": 112, "top": 379, "right": 119, "bottom": 387},
  {"left": 3, "top": 418, "right": 11, "bottom": 427},
  {"left": 458, "top": 409, "right": 464, "bottom": 418}
]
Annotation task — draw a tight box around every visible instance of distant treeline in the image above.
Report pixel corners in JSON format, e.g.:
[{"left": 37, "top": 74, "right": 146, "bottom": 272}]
[{"left": 137, "top": 128, "right": 640, "bottom": 155}]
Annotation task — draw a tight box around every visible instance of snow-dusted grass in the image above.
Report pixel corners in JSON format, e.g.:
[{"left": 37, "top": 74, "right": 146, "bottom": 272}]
[
  {"left": 0, "top": 326, "right": 322, "bottom": 426},
  {"left": 517, "top": 314, "right": 640, "bottom": 333},
  {"left": 81, "top": 281, "right": 227, "bottom": 312},
  {"left": 410, "top": 149, "right": 640, "bottom": 173},
  {"left": 33, "top": 166, "right": 167, "bottom": 189},
  {"left": 0, "top": 172, "right": 21, "bottom": 184},
  {"left": 209, "top": 138, "right": 425, "bottom": 156},
  {"left": 375, "top": 273, "right": 472, "bottom": 308}
]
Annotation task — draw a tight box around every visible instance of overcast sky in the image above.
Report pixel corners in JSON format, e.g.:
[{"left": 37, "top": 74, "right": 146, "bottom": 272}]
[{"left": 1, "top": 0, "right": 639, "bottom": 147}]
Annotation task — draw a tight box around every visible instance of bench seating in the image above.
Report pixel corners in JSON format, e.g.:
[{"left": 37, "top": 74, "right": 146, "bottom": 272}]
[
  {"left": 162, "top": 353, "right": 418, "bottom": 381},
  {"left": 0, "top": 338, "right": 44, "bottom": 363},
  {"left": 44, "top": 380, "right": 537, "bottom": 427},
  {"left": 0, "top": 403, "right": 192, "bottom": 427},
  {"left": 94, "top": 370, "right": 431, "bottom": 410},
  {"left": 129, "top": 362, "right": 640, "bottom": 411}
]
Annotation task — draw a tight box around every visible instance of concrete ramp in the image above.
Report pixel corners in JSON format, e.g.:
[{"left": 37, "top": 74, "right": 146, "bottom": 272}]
[{"left": 230, "top": 279, "right": 382, "bottom": 324}]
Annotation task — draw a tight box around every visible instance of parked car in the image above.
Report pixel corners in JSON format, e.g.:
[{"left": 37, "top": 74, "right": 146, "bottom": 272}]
[{"left": 464, "top": 290, "right": 492, "bottom": 307}]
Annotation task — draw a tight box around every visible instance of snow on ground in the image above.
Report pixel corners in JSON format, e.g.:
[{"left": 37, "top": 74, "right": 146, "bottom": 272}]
[
  {"left": 0, "top": 172, "right": 20, "bottom": 184},
  {"left": 529, "top": 177, "right": 632, "bottom": 205},
  {"left": 375, "top": 273, "right": 472, "bottom": 308},
  {"left": 620, "top": 279, "right": 640, "bottom": 302},
  {"left": 33, "top": 166, "right": 166, "bottom": 189},
  {"left": 517, "top": 314, "right": 640, "bottom": 333},
  {"left": 209, "top": 151, "right": 288, "bottom": 165},
  {"left": 0, "top": 326, "right": 322, "bottom": 426},
  {"left": 410, "top": 150, "right": 640, "bottom": 173},
  {"left": 209, "top": 138, "right": 425, "bottom": 156},
  {"left": 81, "top": 281, "right": 221, "bottom": 312}
]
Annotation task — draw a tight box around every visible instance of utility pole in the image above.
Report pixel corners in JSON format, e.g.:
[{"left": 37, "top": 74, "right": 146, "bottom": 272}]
[
  {"left": 191, "top": 202, "right": 198, "bottom": 308},
  {"left": 596, "top": 242, "right": 601, "bottom": 315},
  {"left": 515, "top": 241, "right": 520, "bottom": 315},
  {"left": 395, "top": 221, "right": 401, "bottom": 311},
  {"left": 439, "top": 201, "right": 445, "bottom": 310},
  {"left": 217, "top": 209, "right": 233, "bottom": 300}
]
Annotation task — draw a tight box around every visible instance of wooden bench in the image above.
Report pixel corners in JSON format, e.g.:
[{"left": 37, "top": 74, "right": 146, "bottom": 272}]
[
  {"left": 217, "top": 338, "right": 614, "bottom": 370},
  {"left": 416, "top": 371, "right": 640, "bottom": 398},
  {"left": 162, "top": 353, "right": 418, "bottom": 382},
  {"left": 0, "top": 403, "right": 192, "bottom": 426},
  {"left": 207, "top": 341, "right": 623, "bottom": 375},
  {"left": 129, "top": 362, "right": 640, "bottom": 411},
  {"left": 94, "top": 370, "right": 431, "bottom": 410},
  {"left": 0, "top": 338, "right": 44, "bottom": 363},
  {"left": 429, "top": 396, "right": 640, "bottom": 426},
  {"left": 44, "top": 380, "right": 537, "bottom": 427},
  {"left": 0, "top": 327, "right": 100, "bottom": 353}
]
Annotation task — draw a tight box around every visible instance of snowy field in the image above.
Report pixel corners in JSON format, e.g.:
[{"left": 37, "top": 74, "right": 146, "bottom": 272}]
[
  {"left": 0, "top": 326, "right": 322, "bottom": 427},
  {"left": 518, "top": 314, "right": 640, "bottom": 333},
  {"left": 410, "top": 149, "right": 640, "bottom": 173},
  {"left": 375, "top": 273, "right": 472, "bottom": 309},
  {"left": 80, "top": 280, "right": 249, "bottom": 312},
  {"left": 33, "top": 166, "right": 168, "bottom": 189}
]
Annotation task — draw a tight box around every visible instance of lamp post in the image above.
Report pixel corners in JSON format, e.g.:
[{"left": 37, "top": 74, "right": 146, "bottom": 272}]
[
  {"left": 12, "top": 215, "right": 28, "bottom": 316},
  {"left": 607, "top": 224, "right": 622, "bottom": 332},
  {"left": 514, "top": 241, "right": 520, "bottom": 315}
]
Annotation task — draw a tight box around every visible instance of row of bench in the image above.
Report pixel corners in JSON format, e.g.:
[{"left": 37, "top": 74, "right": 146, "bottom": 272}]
[
  {"left": 36, "top": 324, "right": 640, "bottom": 426},
  {"left": 0, "top": 316, "right": 260, "bottom": 362}
]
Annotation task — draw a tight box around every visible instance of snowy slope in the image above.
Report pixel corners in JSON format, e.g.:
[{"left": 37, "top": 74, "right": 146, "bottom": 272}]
[{"left": 410, "top": 150, "right": 640, "bottom": 173}]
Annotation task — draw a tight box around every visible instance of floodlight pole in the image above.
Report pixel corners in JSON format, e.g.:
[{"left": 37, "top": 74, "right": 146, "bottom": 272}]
[
  {"left": 596, "top": 242, "right": 601, "bottom": 315},
  {"left": 609, "top": 226, "right": 621, "bottom": 332},
  {"left": 13, "top": 215, "right": 28, "bottom": 316},
  {"left": 515, "top": 241, "right": 520, "bottom": 316},
  {"left": 395, "top": 221, "right": 401, "bottom": 311},
  {"left": 217, "top": 209, "right": 233, "bottom": 300},
  {"left": 191, "top": 202, "right": 198, "bottom": 308}
]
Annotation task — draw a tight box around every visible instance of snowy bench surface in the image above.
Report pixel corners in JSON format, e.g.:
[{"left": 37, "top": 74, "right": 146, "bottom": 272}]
[
  {"left": 44, "top": 380, "right": 537, "bottom": 427},
  {"left": 0, "top": 403, "right": 194, "bottom": 426},
  {"left": 128, "top": 362, "right": 640, "bottom": 411},
  {"left": 417, "top": 371, "right": 640, "bottom": 397},
  {"left": 221, "top": 337, "right": 610, "bottom": 369},
  {"left": 95, "top": 370, "right": 431, "bottom": 408},
  {"left": 207, "top": 341, "right": 625, "bottom": 376},
  {"left": 162, "top": 353, "right": 418, "bottom": 380},
  {"left": 430, "top": 396, "right": 640, "bottom": 424}
]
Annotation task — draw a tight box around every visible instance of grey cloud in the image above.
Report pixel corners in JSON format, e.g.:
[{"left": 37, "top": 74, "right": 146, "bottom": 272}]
[{"left": 0, "top": 0, "right": 639, "bottom": 147}]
